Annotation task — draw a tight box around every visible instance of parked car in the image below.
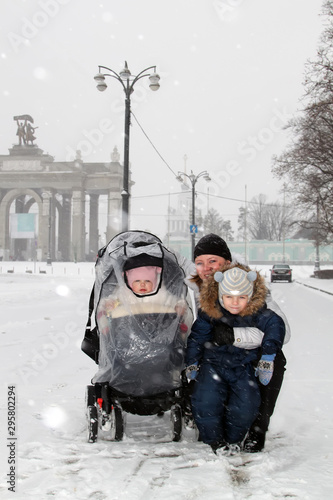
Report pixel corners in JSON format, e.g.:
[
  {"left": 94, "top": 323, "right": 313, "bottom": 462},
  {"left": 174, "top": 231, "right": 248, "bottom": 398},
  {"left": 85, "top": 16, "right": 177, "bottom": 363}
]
[{"left": 270, "top": 264, "right": 292, "bottom": 283}]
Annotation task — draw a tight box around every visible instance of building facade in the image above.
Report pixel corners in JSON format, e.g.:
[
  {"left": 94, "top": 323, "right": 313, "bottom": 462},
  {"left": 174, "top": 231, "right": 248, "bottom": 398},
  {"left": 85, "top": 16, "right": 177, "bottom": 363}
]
[
  {"left": 0, "top": 132, "right": 126, "bottom": 262},
  {"left": 166, "top": 237, "right": 333, "bottom": 265}
]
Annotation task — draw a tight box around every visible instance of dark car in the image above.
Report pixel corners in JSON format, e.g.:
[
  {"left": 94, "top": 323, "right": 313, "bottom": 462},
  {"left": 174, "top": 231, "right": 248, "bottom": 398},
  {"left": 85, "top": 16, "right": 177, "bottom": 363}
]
[{"left": 270, "top": 264, "right": 292, "bottom": 283}]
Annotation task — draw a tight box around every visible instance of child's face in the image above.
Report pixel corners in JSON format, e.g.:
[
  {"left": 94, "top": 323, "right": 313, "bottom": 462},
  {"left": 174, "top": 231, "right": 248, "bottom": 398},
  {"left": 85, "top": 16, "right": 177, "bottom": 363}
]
[
  {"left": 222, "top": 294, "right": 249, "bottom": 314},
  {"left": 131, "top": 279, "right": 154, "bottom": 294}
]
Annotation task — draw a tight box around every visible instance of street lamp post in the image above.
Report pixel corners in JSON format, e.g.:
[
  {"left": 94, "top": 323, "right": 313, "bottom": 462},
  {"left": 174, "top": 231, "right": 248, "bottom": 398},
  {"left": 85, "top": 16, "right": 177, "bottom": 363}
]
[
  {"left": 176, "top": 170, "right": 211, "bottom": 259},
  {"left": 46, "top": 195, "right": 52, "bottom": 265},
  {"left": 94, "top": 61, "right": 160, "bottom": 232},
  {"left": 314, "top": 198, "right": 321, "bottom": 273}
]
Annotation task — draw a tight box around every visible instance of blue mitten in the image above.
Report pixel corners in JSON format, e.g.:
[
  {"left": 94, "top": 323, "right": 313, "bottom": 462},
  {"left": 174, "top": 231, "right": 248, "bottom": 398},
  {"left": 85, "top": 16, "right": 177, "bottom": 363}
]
[
  {"left": 185, "top": 362, "right": 199, "bottom": 381},
  {"left": 256, "top": 354, "right": 276, "bottom": 385}
]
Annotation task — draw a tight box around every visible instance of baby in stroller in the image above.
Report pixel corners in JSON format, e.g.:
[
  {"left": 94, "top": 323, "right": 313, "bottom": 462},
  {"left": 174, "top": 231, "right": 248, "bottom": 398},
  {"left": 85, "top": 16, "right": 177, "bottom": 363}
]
[
  {"left": 97, "top": 257, "right": 189, "bottom": 339},
  {"left": 84, "top": 231, "right": 193, "bottom": 443}
]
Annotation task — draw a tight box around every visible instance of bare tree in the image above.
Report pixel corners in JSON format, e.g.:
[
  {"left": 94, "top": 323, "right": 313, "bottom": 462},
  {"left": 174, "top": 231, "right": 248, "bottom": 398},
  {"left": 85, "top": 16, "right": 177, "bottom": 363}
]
[
  {"left": 272, "top": 1, "right": 333, "bottom": 242},
  {"left": 201, "top": 208, "right": 234, "bottom": 241},
  {"left": 238, "top": 194, "right": 293, "bottom": 241}
]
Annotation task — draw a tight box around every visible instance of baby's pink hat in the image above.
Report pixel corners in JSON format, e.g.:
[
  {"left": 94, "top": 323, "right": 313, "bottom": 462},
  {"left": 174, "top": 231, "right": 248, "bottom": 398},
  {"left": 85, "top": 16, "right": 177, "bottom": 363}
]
[{"left": 126, "top": 266, "right": 162, "bottom": 290}]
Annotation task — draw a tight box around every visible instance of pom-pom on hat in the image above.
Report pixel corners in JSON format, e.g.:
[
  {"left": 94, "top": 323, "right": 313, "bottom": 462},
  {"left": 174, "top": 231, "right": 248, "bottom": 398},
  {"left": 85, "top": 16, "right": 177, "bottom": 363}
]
[
  {"left": 214, "top": 268, "right": 257, "bottom": 298},
  {"left": 194, "top": 233, "right": 232, "bottom": 262}
]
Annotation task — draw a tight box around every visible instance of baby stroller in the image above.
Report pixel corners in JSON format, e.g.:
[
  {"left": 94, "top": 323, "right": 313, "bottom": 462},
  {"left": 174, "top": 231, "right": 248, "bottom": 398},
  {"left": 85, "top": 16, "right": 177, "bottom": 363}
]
[{"left": 82, "top": 230, "right": 194, "bottom": 443}]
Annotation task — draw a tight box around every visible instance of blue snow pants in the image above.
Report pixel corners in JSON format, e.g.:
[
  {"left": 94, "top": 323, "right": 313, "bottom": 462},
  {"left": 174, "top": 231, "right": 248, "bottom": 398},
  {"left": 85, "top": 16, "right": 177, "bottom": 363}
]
[{"left": 191, "top": 362, "right": 261, "bottom": 446}]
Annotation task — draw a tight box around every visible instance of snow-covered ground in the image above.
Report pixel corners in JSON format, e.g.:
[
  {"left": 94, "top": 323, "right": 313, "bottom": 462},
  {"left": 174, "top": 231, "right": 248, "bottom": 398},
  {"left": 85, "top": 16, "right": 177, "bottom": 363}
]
[{"left": 0, "top": 261, "right": 333, "bottom": 499}]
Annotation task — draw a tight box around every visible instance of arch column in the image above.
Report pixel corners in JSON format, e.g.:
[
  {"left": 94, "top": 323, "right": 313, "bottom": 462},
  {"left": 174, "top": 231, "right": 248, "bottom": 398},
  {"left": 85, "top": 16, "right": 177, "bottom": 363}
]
[
  {"left": 58, "top": 194, "right": 72, "bottom": 261},
  {"left": 106, "top": 192, "right": 121, "bottom": 242},
  {"left": 40, "top": 191, "right": 54, "bottom": 262},
  {"left": 71, "top": 190, "right": 85, "bottom": 262},
  {"left": 0, "top": 197, "right": 10, "bottom": 260},
  {"left": 89, "top": 193, "right": 99, "bottom": 259}
]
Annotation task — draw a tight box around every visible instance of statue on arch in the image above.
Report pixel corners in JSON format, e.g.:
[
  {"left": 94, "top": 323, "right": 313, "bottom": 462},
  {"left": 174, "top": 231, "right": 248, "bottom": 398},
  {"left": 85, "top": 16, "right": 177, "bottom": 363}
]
[
  {"left": 13, "top": 115, "right": 38, "bottom": 146},
  {"left": 26, "top": 122, "right": 38, "bottom": 145},
  {"left": 15, "top": 118, "right": 26, "bottom": 145}
]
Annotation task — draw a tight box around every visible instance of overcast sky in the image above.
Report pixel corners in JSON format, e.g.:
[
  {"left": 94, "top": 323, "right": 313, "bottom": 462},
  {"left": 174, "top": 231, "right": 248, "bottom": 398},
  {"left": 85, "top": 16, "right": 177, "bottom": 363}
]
[{"left": 0, "top": 0, "right": 325, "bottom": 239}]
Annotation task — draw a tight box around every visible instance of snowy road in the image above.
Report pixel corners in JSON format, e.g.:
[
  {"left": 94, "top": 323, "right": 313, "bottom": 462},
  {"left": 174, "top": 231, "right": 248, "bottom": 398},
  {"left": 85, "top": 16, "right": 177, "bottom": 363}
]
[{"left": 0, "top": 266, "right": 333, "bottom": 499}]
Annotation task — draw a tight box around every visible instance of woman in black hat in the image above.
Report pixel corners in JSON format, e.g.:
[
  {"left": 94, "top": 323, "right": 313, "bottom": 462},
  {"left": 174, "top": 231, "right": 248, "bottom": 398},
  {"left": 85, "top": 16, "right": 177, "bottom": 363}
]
[{"left": 182, "top": 233, "right": 290, "bottom": 453}]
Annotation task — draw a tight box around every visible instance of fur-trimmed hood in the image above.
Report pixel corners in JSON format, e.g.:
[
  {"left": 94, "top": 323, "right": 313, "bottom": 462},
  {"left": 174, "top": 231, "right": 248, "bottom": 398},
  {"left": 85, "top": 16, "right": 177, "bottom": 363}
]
[{"left": 200, "top": 263, "right": 268, "bottom": 319}]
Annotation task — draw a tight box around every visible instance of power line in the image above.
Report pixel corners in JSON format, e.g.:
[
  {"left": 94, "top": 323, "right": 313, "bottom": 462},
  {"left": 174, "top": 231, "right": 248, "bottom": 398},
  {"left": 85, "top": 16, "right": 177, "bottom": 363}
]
[
  {"left": 101, "top": 189, "right": 288, "bottom": 208},
  {"left": 132, "top": 190, "right": 247, "bottom": 204},
  {"left": 196, "top": 190, "right": 291, "bottom": 208},
  {"left": 128, "top": 112, "right": 287, "bottom": 211},
  {"left": 196, "top": 190, "right": 245, "bottom": 204},
  {"left": 131, "top": 111, "right": 178, "bottom": 177},
  {"left": 130, "top": 113, "right": 286, "bottom": 210},
  {"left": 131, "top": 213, "right": 170, "bottom": 217},
  {"left": 130, "top": 190, "right": 288, "bottom": 208},
  {"left": 132, "top": 191, "right": 184, "bottom": 199}
]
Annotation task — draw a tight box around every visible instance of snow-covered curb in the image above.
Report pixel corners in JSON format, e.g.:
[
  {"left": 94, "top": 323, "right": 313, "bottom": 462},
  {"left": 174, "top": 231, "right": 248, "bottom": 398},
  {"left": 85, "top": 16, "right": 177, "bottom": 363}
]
[{"left": 294, "top": 279, "right": 333, "bottom": 296}]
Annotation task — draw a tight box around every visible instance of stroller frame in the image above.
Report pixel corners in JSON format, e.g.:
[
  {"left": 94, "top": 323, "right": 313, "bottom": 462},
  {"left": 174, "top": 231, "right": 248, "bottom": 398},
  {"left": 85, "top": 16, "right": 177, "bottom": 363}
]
[
  {"left": 83, "top": 231, "right": 194, "bottom": 444},
  {"left": 86, "top": 381, "right": 187, "bottom": 443}
]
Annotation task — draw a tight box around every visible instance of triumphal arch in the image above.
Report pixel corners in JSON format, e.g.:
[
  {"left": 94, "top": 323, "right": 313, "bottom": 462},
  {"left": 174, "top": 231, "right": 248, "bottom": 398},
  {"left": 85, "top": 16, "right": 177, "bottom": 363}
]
[{"left": 0, "top": 115, "right": 126, "bottom": 262}]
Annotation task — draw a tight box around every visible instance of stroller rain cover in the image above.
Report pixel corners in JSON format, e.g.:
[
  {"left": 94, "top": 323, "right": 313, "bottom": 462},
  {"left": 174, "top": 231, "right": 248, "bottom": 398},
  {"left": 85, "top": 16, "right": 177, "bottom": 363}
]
[{"left": 92, "top": 231, "right": 193, "bottom": 397}]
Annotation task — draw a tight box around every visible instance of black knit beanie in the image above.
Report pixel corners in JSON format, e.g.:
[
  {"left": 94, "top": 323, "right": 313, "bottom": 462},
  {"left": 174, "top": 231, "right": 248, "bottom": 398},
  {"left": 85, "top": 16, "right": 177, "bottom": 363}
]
[
  {"left": 193, "top": 233, "right": 232, "bottom": 261},
  {"left": 123, "top": 253, "right": 163, "bottom": 272}
]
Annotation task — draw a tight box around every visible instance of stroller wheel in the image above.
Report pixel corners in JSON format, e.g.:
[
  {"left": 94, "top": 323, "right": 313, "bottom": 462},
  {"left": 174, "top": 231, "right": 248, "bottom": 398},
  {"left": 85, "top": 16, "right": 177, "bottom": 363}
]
[
  {"left": 86, "top": 385, "right": 98, "bottom": 443},
  {"left": 171, "top": 403, "right": 182, "bottom": 442},
  {"left": 86, "top": 385, "right": 96, "bottom": 406},
  {"left": 87, "top": 405, "right": 98, "bottom": 443},
  {"left": 111, "top": 405, "right": 124, "bottom": 441}
]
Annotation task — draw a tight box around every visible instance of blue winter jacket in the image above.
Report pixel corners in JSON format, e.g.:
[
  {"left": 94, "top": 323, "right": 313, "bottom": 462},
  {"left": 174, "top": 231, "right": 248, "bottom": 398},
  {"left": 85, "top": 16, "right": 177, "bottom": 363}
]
[
  {"left": 185, "top": 264, "right": 286, "bottom": 370},
  {"left": 185, "top": 304, "right": 285, "bottom": 370}
]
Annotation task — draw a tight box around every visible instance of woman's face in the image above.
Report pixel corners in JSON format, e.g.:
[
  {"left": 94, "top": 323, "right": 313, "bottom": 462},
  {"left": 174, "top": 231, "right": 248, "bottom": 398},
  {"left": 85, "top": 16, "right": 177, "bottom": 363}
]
[{"left": 194, "top": 254, "right": 230, "bottom": 280}]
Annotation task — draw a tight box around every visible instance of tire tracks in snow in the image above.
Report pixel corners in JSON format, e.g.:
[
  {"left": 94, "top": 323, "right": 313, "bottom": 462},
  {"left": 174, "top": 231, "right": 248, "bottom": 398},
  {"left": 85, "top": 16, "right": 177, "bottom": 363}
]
[{"left": 118, "top": 448, "right": 201, "bottom": 499}]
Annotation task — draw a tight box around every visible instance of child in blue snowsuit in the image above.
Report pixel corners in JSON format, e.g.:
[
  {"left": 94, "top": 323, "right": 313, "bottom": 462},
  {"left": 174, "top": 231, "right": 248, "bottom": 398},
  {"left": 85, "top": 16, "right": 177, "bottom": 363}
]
[{"left": 185, "top": 263, "right": 286, "bottom": 454}]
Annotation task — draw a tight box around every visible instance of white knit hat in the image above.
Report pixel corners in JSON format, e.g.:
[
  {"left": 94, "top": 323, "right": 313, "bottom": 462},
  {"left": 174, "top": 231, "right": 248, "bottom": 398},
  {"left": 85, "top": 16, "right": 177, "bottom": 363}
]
[{"left": 214, "top": 268, "right": 257, "bottom": 298}]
